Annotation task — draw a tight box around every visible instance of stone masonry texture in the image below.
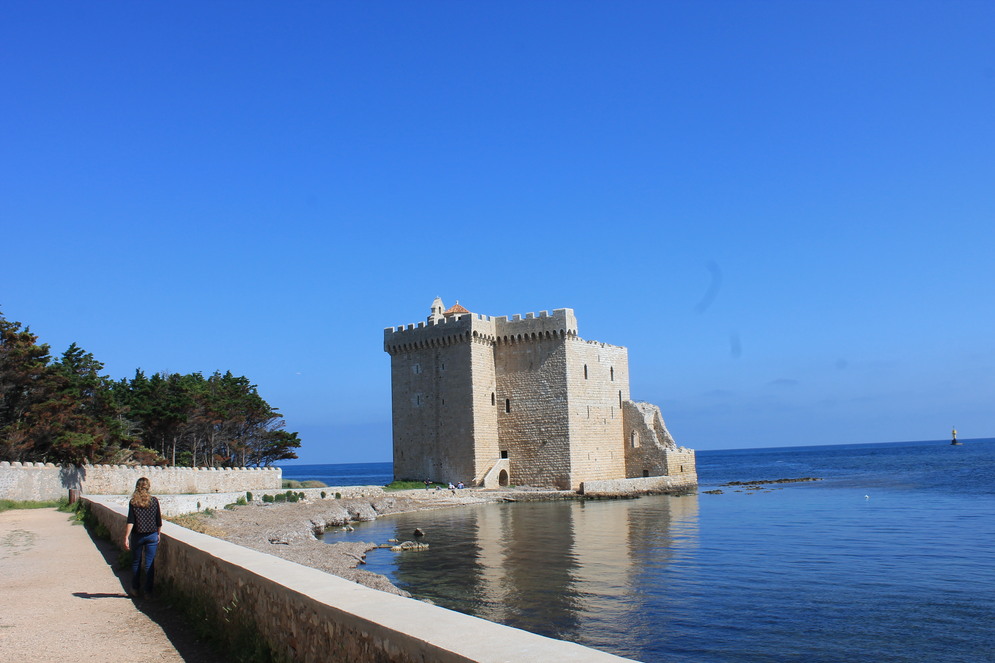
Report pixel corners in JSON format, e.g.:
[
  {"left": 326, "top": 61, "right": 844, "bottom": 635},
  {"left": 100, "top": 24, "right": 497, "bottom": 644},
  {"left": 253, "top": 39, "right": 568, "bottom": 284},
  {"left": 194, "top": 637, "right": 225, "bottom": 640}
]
[
  {"left": 0, "top": 462, "right": 281, "bottom": 501},
  {"left": 385, "top": 300, "right": 697, "bottom": 492}
]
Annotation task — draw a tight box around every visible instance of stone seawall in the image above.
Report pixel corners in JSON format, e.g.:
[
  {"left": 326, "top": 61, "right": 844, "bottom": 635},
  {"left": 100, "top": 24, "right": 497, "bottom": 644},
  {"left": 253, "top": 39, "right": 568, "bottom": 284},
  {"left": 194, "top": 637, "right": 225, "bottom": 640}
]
[
  {"left": 84, "top": 497, "right": 632, "bottom": 663},
  {"left": 580, "top": 474, "right": 698, "bottom": 497},
  {"left": 0, "top": 462, "right": 281, "bottom": 501}
]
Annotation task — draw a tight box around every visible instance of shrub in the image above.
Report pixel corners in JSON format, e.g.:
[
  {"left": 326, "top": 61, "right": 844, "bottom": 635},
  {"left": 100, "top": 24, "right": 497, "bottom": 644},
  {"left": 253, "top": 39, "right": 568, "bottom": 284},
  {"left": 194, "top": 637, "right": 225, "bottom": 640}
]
[
  {"left": 320, "top": 491, "right": 327, "bottom": 499},
  {"left": 245, "top": 492, "right": 253, "bottom": 502},
  {"left": 300, "top": 480, "right": 327, "bottom": 488},
  {"left": 274, "top": 493, "right": 287, "bottom": 502},
  {"left": 287, "top": 491, "right": 299, "bottom": 503},
  {"left": 262, "top": 494, "right": 274, "bottom": 503},
  {"left": 282, "top": 480, "right": 301, "bottom": 489},
  {"left": 236, "top": 496, "right": 247, "bottom": 506},
  {"left": 335, "top": 492, "right": 341, "bottom": 499},
  {"left": 70, "top": 501, "right": 87, "bottom": 523},
  {"left": 116, "top": 549, "right": 133, "bottom": 570}
]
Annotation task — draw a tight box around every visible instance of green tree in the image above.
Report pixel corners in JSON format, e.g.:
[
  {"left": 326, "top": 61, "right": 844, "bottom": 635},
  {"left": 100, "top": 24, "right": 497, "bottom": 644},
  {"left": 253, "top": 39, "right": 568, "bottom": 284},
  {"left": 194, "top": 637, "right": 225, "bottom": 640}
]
[
  {"left": 0, "top": 312, "right": 56, "bottom": 461},
  {"left": 25, "top": 343, "right": 135, "bottom": 464},
  {"left": 1, "top": 309, "right": 301, "bottom": 467}
]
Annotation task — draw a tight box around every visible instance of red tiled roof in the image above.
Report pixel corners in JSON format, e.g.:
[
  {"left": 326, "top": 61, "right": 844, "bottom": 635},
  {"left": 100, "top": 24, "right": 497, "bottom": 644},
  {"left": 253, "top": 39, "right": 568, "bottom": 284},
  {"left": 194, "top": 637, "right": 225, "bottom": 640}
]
[{"left": 444, "top": 303, "right": 470, "bottom": 315}]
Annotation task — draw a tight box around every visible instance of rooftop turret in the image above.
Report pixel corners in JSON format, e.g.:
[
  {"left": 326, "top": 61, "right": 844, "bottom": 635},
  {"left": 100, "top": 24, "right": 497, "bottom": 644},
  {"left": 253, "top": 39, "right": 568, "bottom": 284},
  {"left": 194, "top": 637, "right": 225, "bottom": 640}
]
[{"left": 428, "top": 297, "right": 445, "bottom": 323}]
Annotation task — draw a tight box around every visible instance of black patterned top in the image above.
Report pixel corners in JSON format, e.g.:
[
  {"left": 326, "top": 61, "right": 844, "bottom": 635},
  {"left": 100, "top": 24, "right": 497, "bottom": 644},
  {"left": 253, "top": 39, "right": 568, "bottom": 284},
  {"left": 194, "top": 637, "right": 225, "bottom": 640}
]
[{"left": 127, "top": 497, "right": 162, "bottom": 534}]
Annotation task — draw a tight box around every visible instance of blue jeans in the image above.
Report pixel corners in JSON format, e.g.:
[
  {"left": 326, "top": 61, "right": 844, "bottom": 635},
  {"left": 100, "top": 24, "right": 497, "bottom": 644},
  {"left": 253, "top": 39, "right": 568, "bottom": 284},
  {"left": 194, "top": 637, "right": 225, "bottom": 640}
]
[{"left": 130, "top": 532, "right": 159, "bottom": 593}]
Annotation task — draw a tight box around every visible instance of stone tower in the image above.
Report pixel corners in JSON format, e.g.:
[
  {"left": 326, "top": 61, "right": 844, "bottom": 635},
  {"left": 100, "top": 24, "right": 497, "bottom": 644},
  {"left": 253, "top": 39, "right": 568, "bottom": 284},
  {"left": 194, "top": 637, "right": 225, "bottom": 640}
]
[{"left": 384, "top": 299, "right": 696, "bottom": 491}]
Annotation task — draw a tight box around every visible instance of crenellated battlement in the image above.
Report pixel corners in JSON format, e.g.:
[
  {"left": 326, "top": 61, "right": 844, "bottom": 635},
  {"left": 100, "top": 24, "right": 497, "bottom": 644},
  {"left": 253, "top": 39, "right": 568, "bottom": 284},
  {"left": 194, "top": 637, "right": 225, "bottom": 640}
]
[
  {"left": 383, "top": 313, "right": 491, "bottom": 355},
  {"left": 384, "top": 306, "right": 583, "bottom": 354},
  {"left": 578, "top": 338, "right": 626, "bottom": 350},
  {"left": 383, "top": 312, "right": 481, "bottom": 335},
  {"left": 0, "top": 461, "right": 279, "bottom": 471},
  {"left": 493, "top": 308, "right": 577, "bottom": 339}
]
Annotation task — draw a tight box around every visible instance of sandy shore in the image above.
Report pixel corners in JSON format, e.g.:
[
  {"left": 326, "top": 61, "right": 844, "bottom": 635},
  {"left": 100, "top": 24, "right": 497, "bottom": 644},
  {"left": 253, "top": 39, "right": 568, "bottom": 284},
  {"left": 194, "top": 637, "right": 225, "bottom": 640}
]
[{"left": 170, "top": 487, "right": 575, "bottom": 596}]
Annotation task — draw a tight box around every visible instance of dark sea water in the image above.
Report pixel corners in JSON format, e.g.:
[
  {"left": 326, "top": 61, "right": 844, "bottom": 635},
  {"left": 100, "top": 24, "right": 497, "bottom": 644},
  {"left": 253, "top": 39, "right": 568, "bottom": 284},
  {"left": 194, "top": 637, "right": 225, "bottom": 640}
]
[
  {"left": 292, "top": 440, "right": 995, "bottom": 663},
  {"left": 280, "top": 461, "right": 392, "bottom": 486}
]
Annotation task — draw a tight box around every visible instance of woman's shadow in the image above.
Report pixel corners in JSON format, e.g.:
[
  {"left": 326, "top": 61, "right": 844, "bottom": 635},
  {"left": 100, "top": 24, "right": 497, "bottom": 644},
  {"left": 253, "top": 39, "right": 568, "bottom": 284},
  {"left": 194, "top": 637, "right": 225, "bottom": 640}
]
[{"left": 82, "top": 522, "right": 230, "bottom": 663}]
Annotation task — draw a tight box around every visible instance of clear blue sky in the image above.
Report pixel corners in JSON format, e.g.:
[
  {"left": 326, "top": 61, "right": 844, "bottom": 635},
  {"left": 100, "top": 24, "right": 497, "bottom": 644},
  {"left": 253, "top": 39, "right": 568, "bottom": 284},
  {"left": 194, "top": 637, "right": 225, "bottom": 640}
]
[{"left": 2, "top": 2, "right": 992, "bottom": 463}]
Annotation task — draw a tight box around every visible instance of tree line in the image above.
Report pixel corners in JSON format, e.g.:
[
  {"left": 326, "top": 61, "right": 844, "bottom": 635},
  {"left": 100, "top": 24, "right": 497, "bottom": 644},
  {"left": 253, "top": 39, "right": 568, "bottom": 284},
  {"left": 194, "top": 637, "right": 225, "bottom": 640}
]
[{"left": 0, "top": 310, "right": 300, "bottom": 467}]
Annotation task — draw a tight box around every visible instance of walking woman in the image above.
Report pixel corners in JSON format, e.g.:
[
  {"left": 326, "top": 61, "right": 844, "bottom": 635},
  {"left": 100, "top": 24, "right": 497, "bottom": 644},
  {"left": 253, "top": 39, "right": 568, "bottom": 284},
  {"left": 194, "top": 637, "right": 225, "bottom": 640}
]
[{"left": 123, "top": 477, "right": 162, "bottom": 598}]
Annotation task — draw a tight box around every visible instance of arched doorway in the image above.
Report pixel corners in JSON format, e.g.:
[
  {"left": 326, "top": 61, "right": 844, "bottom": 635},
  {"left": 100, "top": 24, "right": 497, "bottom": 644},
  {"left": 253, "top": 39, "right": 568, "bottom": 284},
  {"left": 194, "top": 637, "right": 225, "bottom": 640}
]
[{"left": 498, "top": 469, "right": 509, "bottom": 487}]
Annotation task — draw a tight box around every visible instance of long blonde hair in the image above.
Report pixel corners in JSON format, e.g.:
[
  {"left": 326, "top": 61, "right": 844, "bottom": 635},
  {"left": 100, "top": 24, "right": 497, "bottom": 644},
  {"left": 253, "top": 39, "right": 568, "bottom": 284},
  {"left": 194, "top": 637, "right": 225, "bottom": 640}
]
[{"left": 130, "top": 477, "right": 152, "bottom": 508}]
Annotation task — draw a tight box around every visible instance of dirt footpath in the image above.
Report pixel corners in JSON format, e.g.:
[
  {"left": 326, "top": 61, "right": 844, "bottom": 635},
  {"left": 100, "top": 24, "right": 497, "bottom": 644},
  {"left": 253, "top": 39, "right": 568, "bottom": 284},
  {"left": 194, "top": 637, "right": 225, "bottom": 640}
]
[{"left": 0, "top": 508, "right": 220, "bottom": 663}]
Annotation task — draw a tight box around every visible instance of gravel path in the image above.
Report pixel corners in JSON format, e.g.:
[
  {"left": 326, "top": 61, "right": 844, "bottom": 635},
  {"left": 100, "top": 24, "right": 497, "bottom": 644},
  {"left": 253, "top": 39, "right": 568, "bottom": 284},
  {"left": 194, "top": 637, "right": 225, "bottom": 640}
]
[{"left": 0, "top": 508, "right": 222, "bottom": 663}]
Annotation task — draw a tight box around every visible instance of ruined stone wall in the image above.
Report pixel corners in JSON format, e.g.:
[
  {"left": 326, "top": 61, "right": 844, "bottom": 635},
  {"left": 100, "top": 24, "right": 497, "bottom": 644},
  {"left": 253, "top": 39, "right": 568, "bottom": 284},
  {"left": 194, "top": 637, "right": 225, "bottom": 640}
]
[
  {"left": 0, "top": 462, "right": 281, "bottom": 501},
  {"left": 622, "top": 401, "right": 672, "bottom": 478},
  {"left": 564, "top": 340, "right": 629, "bottom": 490},
  {"left": 662, "top": 448, "right": 698, "bottom": 487},
  {"left": 621, "top": 401, "right": 697, "bottom": 487}
]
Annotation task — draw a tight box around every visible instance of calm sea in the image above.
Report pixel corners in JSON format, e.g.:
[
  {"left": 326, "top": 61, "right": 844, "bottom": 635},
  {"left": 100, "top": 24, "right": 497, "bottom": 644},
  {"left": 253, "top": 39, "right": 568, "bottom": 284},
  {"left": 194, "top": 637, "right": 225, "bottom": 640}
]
[
  {"left": 283, "top": 439, "right": 995, "bottom": 663},
  {"left": 280, "top": 461, "right": 393, "bottom": 486}
]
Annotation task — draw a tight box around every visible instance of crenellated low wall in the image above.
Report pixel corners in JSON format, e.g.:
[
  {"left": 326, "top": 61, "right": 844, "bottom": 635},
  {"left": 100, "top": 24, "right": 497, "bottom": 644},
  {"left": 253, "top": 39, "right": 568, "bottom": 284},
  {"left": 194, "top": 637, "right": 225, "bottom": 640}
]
[
  {"left": 0, "top": 462, "right": 281, "bottom": 501},
  {"left": 84, "top": 497, "right": 632, "bottom": 663}
]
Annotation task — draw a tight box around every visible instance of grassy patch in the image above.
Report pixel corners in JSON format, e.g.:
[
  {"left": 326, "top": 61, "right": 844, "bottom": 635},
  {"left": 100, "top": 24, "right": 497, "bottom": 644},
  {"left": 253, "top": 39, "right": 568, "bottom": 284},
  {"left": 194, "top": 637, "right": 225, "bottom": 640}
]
[
  {"left": 168, "top": 513, "right": 227, "bottom": 538},
  {"left": 0, "top": 498, "right": 66, "bottom": 513},
  {"left": 384, "top": 480, "right": 444, "bottom": 491}
]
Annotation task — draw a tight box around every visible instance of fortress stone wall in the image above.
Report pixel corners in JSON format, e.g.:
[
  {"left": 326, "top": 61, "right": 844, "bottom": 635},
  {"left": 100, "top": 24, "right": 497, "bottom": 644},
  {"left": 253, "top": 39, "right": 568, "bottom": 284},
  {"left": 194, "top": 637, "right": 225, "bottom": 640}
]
[
  {"left": 0, "top": 461, "right": 281, "bottom": 501},
  {"left": 385, "top": 300, "right": 697, "bottom": 492}
]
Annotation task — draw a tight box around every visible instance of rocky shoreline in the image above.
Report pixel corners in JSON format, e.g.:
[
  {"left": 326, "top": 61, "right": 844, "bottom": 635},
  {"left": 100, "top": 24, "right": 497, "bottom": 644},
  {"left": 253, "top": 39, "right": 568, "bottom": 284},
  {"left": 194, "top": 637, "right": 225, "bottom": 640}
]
[{"left": 168, "top": 487, "right": 574, "bottom": 596}]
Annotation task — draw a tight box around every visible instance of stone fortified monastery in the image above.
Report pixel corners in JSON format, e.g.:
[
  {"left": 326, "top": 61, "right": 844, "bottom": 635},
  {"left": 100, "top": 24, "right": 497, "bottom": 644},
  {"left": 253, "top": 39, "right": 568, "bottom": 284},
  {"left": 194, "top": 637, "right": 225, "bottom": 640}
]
[{"left": 384, "top": 299, "right": 697, "bottom": 491}]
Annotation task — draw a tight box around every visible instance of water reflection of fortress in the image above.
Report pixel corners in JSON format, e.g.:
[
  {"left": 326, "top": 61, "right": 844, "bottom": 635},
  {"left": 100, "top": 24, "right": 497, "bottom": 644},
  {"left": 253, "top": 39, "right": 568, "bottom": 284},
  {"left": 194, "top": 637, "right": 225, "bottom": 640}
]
[{"left": 390, "top": 495, "right": 700, "bottom": 648}]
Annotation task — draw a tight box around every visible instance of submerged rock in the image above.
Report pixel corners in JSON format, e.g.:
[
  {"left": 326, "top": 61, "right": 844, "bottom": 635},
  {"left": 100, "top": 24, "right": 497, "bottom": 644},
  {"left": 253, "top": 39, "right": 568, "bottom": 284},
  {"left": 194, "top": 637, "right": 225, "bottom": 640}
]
[{"left": 721, "top": 477, "right": 822, "bottom": 487}]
